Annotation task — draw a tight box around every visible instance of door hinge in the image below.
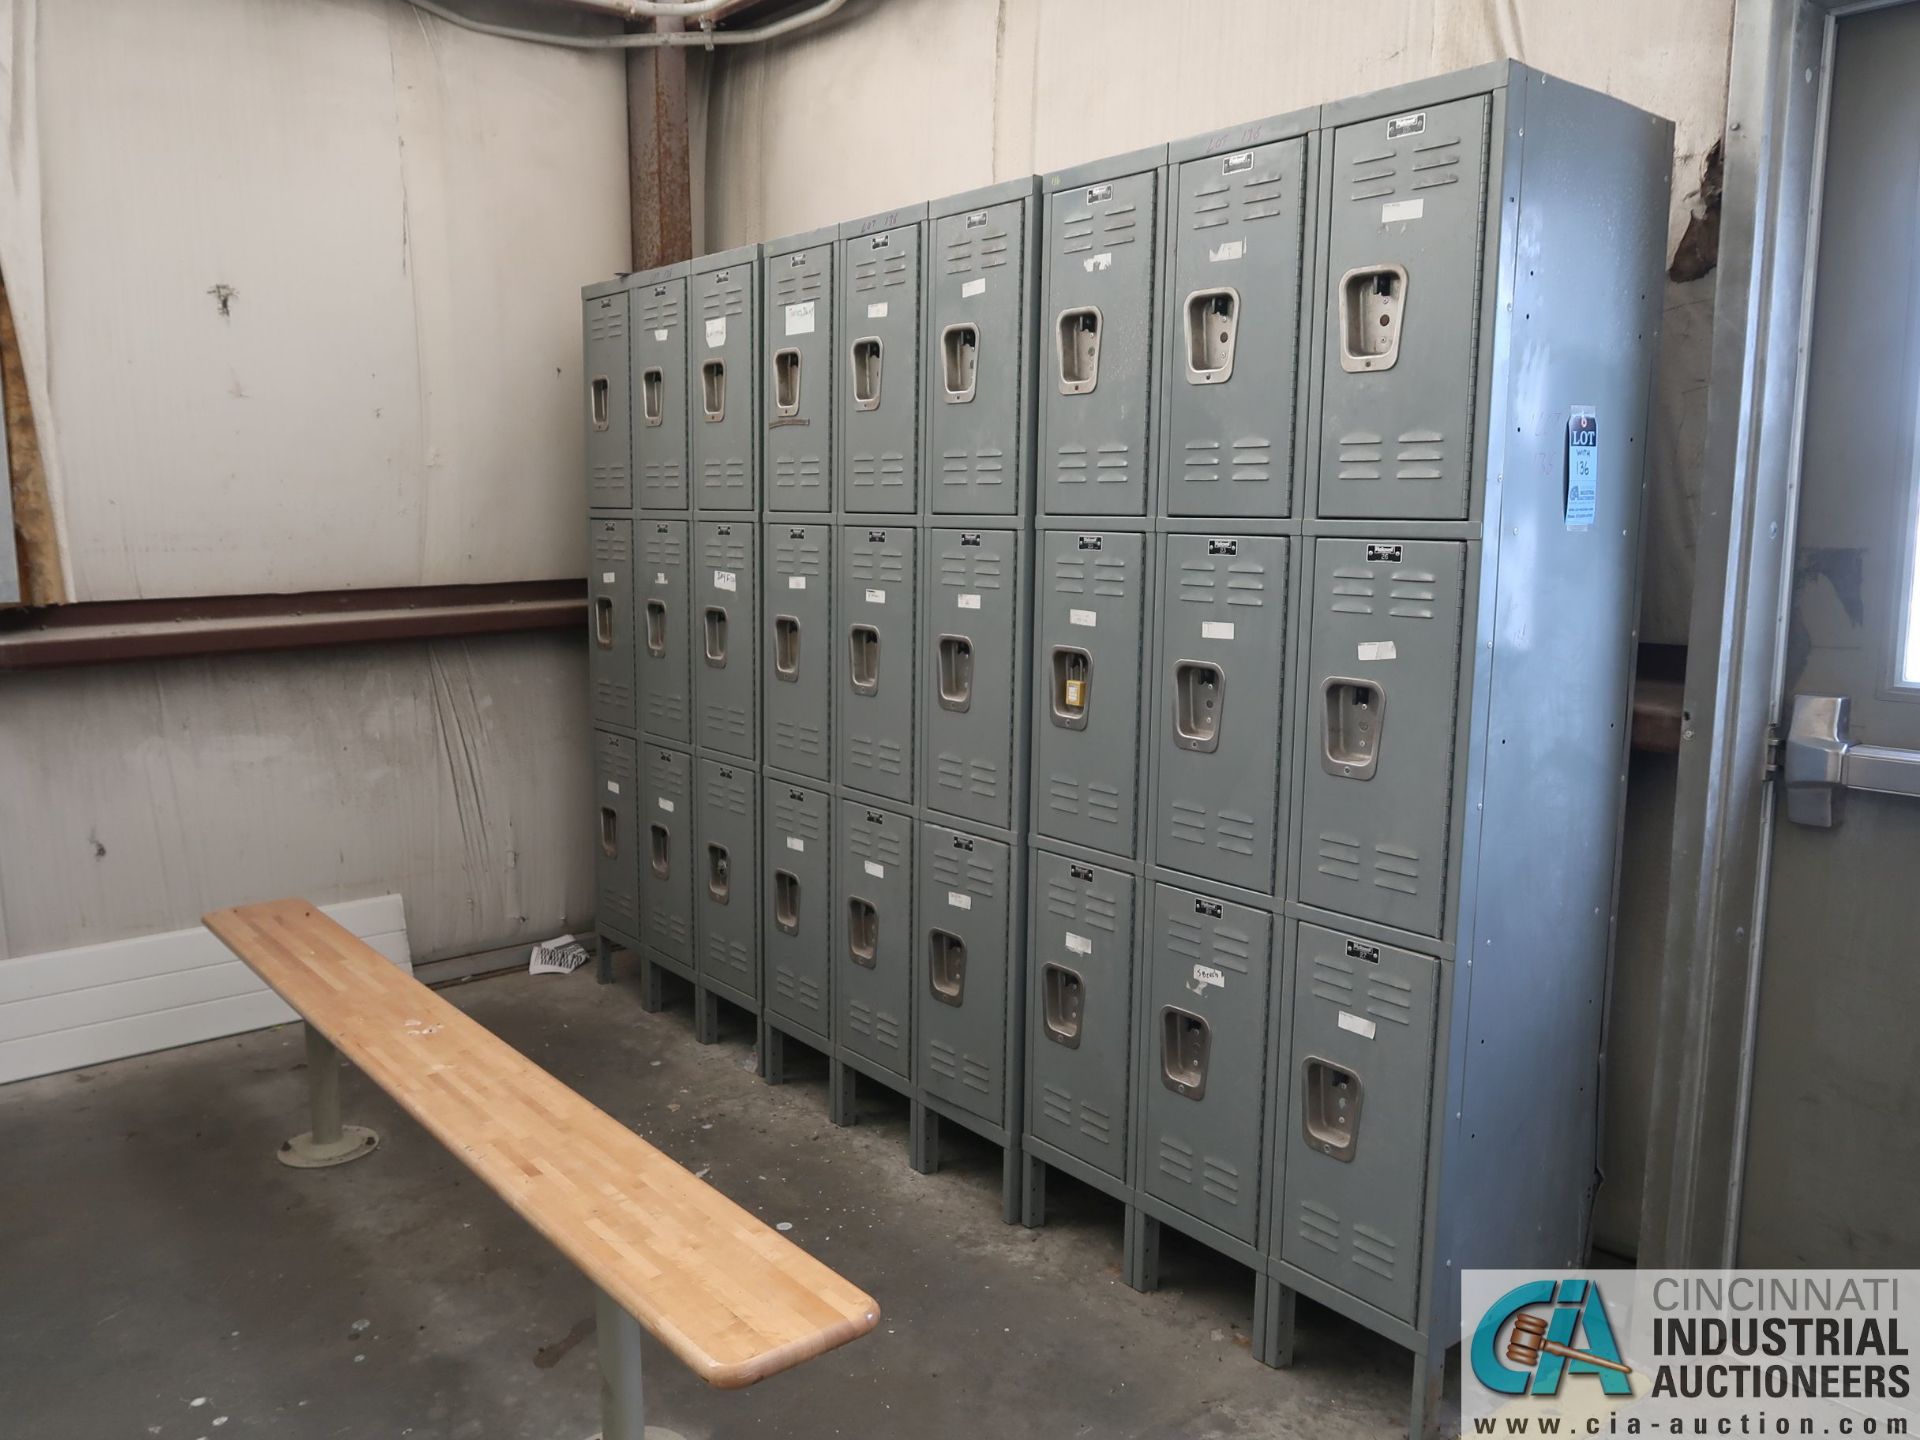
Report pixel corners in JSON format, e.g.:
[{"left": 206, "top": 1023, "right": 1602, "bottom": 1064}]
[{"left": 1764, "top": 723, "right": 1782, "bottom": 777}]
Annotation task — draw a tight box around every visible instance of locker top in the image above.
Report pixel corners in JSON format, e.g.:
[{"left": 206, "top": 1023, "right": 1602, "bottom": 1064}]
[
  {"left": 838, "top": 201, "right": 930, "bottom": 240},
  {"left": 1042, "top": 141, "right": 1169, "bottom": 195},
  {"left": 624, "top": 259, "right": 690, "bottom": 290},
  {"left": 765, "top": 222, "right": 839, "bottom": 258},
  {"left": 580, "top": 274, "right": 629, "bottom": 301},
  {"left": 693, "top": 241, "right": 760, "bottom": 276},
  {"left": 1320, "top": 58, "right": 1668, "bottom": 133},
  {"left": 1168, "top": 103, "right": 1318, "bottom": 164},
  {"left": 927, "top": 174, "right": 1040, "bottom": 221}
]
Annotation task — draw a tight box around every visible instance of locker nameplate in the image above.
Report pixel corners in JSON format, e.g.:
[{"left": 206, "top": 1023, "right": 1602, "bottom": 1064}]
[
  {"left": 1069, "top": 864, "right": 1095, "bottom": 881},
  {"left": 1208, "top": 539, "right": 1238, "bottom": 555},
  {"left": 1357, "top": 640, "right": 1398, "bottom": 662},
  {"left": 865, "top": 587, "right": 887, "bottom": 604},
  {"left": 1191, "top": 964, "right": 1225, "bottom": 993},
  {"left": 1069, "top": 609, "right": 1097, "bottom": 628},
  {"left": 657, "top": 798, "right": 675, "bottom": 813},
  {"left": 605, "top": 781, "right": 621, "bottom": 795},
  {"left": 1076, "top": 535, "right": 1104, "bottom": 550},
  {"left": 958, "top": 594, "right": 981, "bottom": 610},
  {"left": 784, "top": 300, "right": 815, "bottom": 336},
  {"left": 788, "top": 576, "right": 807, "bottom": 590},
  {"left": 1338, "top": 1010, "right": 1379, "bottom": 1040},
  {"left": 1382, "top": 198, "right": 1424, "bottom": 224},
  {"left": 1345, "top": 940, "right": 1381, "bottom": 964},
  {"left": 786, "top": 836, "right": 805, "bottom": 852},
  {"left": 966, "top": 211, "right": 989, "bottom": 228},
  {"left": 705, "top": 317, "right": 726, "bottom": 348},
  {"left": 1202, "top": 621, "right": 1235, "bottom": 640},
  {"left": 1085, "top": 184, "right": 1112, "bottom": 203},
  {"left": 948, "top": 891, "right": 973, "bottom": 911},
  {"left": 602, "top": 571, "right": 616, "bottom": 584},
  {"left": 867, "top": 301, "right": 888, "bottom": 319},
  {"left": 1193, "top": 898, "right": 1223, "bottom": 918},
  {"left": 1386, "top": 111, "right": 1426, "bottom": 138},
  {"left": 1064, "top": 931, "right": 1092, "bottom": 956},
  {"left": 714, "top": 570, "right": 737, "bottom": 592},
  {"left": 864, "top": 860, "right": 886, "bottom": 878},
  {"left": 1365, "top": 544, "right": 1403, "bottom": 563},
  {"left": 1223, "top": 151, "right": 1254, "bottom": 174}
]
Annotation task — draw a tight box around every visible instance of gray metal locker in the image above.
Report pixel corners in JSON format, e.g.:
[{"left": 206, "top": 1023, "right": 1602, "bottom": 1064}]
[
  {"left": 690, "top": 247, "right": 758, "bottom": 511},
  {"left": 924, "top": 527, "right": 1021, "bottom": 831},
  {"left": 927, "top": 189, "right": 1031, "bottom": 516},
  {"left": 763, "top": 231, "right": 834, "bottom": 513},
  {"left": 638, "top": 519, "right": 691, "bottom": 744},
  {"left": 694, "top": 758, "right": 758, "bottom": 1004},
  {"left": 1316, "top": 96, "right": 1491, "bottom": 520},
  {"left": 763, "top": 523, "right": 831, "bottom": 781},
  {"left": 838, "top": 216, "right": 923, "bottom": 515},
  {"left": 638, "top": 744, "right": 694, "bottom": 967},
  {"left": 1162, "top": 133, "right": 1309, "bottom": 519},
  {"left": 1281, "top": 922, "right": 1438, "bottom": 1325},
  {"left": 1027, "top": 848, "right": 1135, "bottom": 1181},
  {"left": 583, "top": 285, "right": 631, "bottom": 510},
  {"left": 1140, "top": 884, "right": 1273, "bottom": 1245},
  {"left": 693, "top": 521, "right": 757, "bottom": 761},
  {"left": 763, "top": 777, "right": 831, "bottom": 1041},
  {"left": 837, "top": 525, "right": 916, "bottom": 803},
  {"left": 1039, "top": 152, "right": 1164, "bottom": 517},
  {"left": 588, "top": 517, "right": 636, "bottom": 732},
  {"left": 1152, "top": 534, "right": 1288, "bottom": 895},
  {"left": 1031, "top": 529, "right": 1146, "bottom": 856},
  {"left": 1294, "top": 537, "right": 1464, "bottom": 938},
  {"left": 917, "top": 824, "right": 1012, "bottom": 1125},
  {"left": 632, "top": 266, "right": 690, "bottom": 511},
  {"left": 594, "top": 730, "right": 640, "bottom": 941},
  {"left": 834, "top": 800, "right": 913, "bottom": 1082}
]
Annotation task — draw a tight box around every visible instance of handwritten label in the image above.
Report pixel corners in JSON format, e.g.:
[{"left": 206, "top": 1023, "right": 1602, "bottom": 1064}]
[
  {"left": 784, "top": 300, "right": 815, "bottom": 336},
  {"left": 947, "top": 891, "right": 972, "bottom": 911},
  {"left": 1208, "top": 239, "right": 1245, "bottom": 263},
  {"left": 1069, "top": 608, "right": 1097, "bottom": 628},
  {"left": 786, "top": 835, "right": 805, "bottom": 852},
  {"left": 1191, "top": 963, "right": 1226, "bottom": 993},
  {"left": 1338, "top": 1010, "right": 1379, "bottom": 1040},
  {"left": 864, "top": 587, "right": 886, "bottom": 605},
  {"left": 1357, "top": 640, "right": 1398, "bottom": 662},
  {"left": 714, "top": 569, "right": 737, "bottom": 593},
  {"left": 1201, "top": 621, "right": 1235, "bottom": 640},
  {"left": 863, "top": 860, "right": 885, "bottom": 879},
  {"left": 1064, "top": 932, "right": 1092, "bottom": 957},
  {"left": 957, "top": 593, "right": 981, "bottom": 610},
  {"left": 1382, "top": 198, "right": 1424, "bottom": 224},
  {"left": 787, "top": 575, "right": 807, "bottom": 590},
  {"left": 705, "top": 317, "right": 726, "bottom": 348},
  {"left": 1083, "top": 252, "right": 1112, "bottom": 273},
  {"left": 961, "top": 278, "right": 987, "bottom": 298}
]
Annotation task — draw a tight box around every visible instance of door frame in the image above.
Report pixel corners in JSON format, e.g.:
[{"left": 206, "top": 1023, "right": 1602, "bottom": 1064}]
[{"left": 1642, "top": 0, "right": 1916, "bottom": 1268}]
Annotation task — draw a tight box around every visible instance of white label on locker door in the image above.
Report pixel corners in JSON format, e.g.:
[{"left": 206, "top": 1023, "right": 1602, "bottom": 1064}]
[
  {"left": 657, "top": 798, "right": 675, "bottom": 813},
  {"left": 1064, "top": 932, "right": 1092, "bottom": 956},
  {"left": 705, "top": 317, "right": 726, "bottom": 348},
  {"left": 653, "top": 328, "right": 668, "bottom": 342},
  {"left": 655, "top": 572, "right": 667, "bottom": 585},
  {"left": 864, "top": 587, "right": 886, "bottom": 604},
  {"left": 605, "top": 780, "right": 621, "bottom": 795},
  {"left": 947, "top": 891, "right": 972, "bottom": 911},
  {"left": 787, "top": 575, "right": 807, "bottom": 590},
  {"left": 1381, "top": 198, "right": 1425, "bottom": 224},
  {"left": 1190, "top": 963, "right": 1225, "bottom": 993},
  {"left": 1083, "top": 252, "right": 1112, "bottom": 273},
  {"left": 957, "top": 594, "right": 981, "bottom": 610},
  {"left": 786, "top": 836, "right": 805, "bottom": 852},
  {"left": 602, "top": 572, "right": 616, "bottom": 584},
  {"left": 1069, "top": 608, "right": 1097, "bottom": 628},
  {"left": 1357, "top": 640, "right": 1398, "bottom": 662},
  {"left": 867, "top": 302, "right": 888, "bottom": 319},
  {"left": 863, "top": 860, "right": 885, "bottom": 879},
  {"left": 784, "top": 300, "right": 815, "bottom": 336},
  {"left": 1338, "top": 1010, "right": 1379, "bottom": 1041},
  {"left": 960, "top": 278, "right": 987, "bottom": 298},
  {"left": 1208, "top": 239, "right": 1245, "bottom": 263},
  {"left": 1201, "top": 621, "right": 1235, "bottom": 640},
  {"left": 714, "top": 569, "right": 737, "bottom": 592}
]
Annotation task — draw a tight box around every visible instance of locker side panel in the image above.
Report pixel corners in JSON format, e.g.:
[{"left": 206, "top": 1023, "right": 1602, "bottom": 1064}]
[
  {"left": 764, "top": 523, "right": 832, "bottom": 781},
  {"left": 639, "top": 520, "right": 692, "bottom": 744},
  {"left": 765, "top": 245, "right": 834, "bottom": 512},
  {"left": 633, "top": 276, "right": 690, "bottom": 510},
  {"left": 695, "top": 758, "right": 758, "bottom": 1001},
  {"left": 690, "top": 261, "right": 757, "bottom": 511},
  {"left": 639, "top": 745, "right": 694, "bottom": 965},
  {"left": 840, "top": 223, "right": 923, "bottom": 515},
  {"left": 835, "top": 802, "right": 914, "bottom": 1081},
  {"left": 918, "top": 825, "right": 1012, "bottom": 1125},
  {"left": 928, "top": 199, "right": 1029, "bottom": 516},
  {"left": 838, "top": 526, "right": 917, "bottom": 803},
  {"left": 763, "top": 778, "right": 832, "bottom": 1037},
  {"left": 584, "top": 291, "right": 631, "bottom": 510},
  {"left": 925, "top": 528, "right": 1021, "bottom": 831},
  {"left": 588, "top": 518, "right": 636, "bottom": 732},
  {"left": 593, "top": 731, "right": 640, "bottom": 938},
  {"left": 694, "top": 521, "right": 757, "bottom": 762}
]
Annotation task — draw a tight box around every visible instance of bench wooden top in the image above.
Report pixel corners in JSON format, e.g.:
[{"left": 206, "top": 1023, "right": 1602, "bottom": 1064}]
[{"left": 203, "top": 899, "right": 878, "bottom": 1389}]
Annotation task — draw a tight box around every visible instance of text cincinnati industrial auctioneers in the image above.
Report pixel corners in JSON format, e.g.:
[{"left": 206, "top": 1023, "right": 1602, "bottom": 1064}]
[{"left": 1644, "top": 1275, "right": 1909, "bottom": 1403}]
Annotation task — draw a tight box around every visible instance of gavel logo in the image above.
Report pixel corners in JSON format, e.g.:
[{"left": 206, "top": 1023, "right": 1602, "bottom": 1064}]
[{"left": 1505, "top": 1311, "right": 1634, "bottom": 1377}]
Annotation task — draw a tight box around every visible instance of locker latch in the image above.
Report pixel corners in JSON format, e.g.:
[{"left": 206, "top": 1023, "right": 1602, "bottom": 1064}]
[
  {"left": 1173, "top": 661, "right": 1225, "bottom": 752},
  {"left": 1056, "top": 307, "right": 1102, "bottom": 395},
  {"left": 599, "top": 806, "right": 619, "bottom": 859},
  {"left": 706, "top": 844, "right": 731, "bottom": 904},
  {"left": 940, "top": 323, "right": 979, "bottom": 405},
  {"left": 1160, "top": 1006, "right": 1211, "bottom": 1100},
  {"left": 848, "top": 625, "right": 882, "bottom": 695},
  {"left": 1337, "top": 264, "right": 1408, "bottom": 373},
  {"left": 773, "top": 615, "right": 802, "bottom": 682},
  {"left": 702, "top": 606, "right": 729, "bottom": 667},
  {"left": 773, "top": 348, "right": 802, "bottom": 418},
  {"left": 700, "top": 359, "right": 727, "bottom": 421},
  {"left": 928, "top": 930, "right": 968, "bottom": 1007},
  {"left": 774, "top": 870, "right": 801, "bottom": 935},
  {"left": 594, "top": 596, "right": 616, "bottom": 650},
  {"left": 1301, "top": 1057, "right": 1364, "bottom": 1163},
  {"left": 640, "top": 367, "right": 665, "bottom": 427},
  {"left": 644, "top": 599, "right": 669, "bottom": 658},
  {"left": 847, "top": 898, "right": 879, "bottom": 968},
  {"left": 648, "top": 824, "right": 671, "bottom": 879},
  {"left": 851, "top": 337, "right": 884, "bottom": 410},
  {"left": 1042, "top": 963, "right": 1084, "bottom": 1048},
  {"left": 1321, "top": 677, "right": 1386, "bottom": 780},
  {"left": 1183, "top": 287, "right": 1240, "bottom": 385},
  {"left": 1050, "top": 646, "right": 1091, "bottom": 730},
  {"left": 589, "top": 376, "right": 610, "bottom": 431},
  {"left": 937, "top": 635, "right": 975, "bottom": 712}
]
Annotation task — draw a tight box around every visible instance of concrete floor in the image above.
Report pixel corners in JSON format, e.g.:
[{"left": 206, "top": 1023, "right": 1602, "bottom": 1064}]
[{"left": 0, "top": 957, "right": 1448, "bottom": 1439}]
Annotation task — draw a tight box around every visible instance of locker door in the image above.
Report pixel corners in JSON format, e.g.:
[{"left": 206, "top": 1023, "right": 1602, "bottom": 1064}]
[
  {"left": 1317, "top": 97, "right": 1491, "bottom": 520},
  {"left": 633, "top": 274, "right": 689, "bottom": 510},
  {"left": 917, "top": 825, "right": 1012, "bottom": 1125},
  {"left": 839, "top": 223, "right": 923, "bottom": 514},
  {"left": 1040, "top": 169, "right": 1160, "bottom": 517},
  {"left": 925, "top": 528, "right": 1021, "bottom": 830},
  {"left": 838, "top": 526, "right": 916, "bottom": 803},
  {"left": 1027, "top": 849, "right": 1135, "bottom": 1181},
  {"left": 588, "top": 518, "right": 636, "bottom": 732},
  {"left": 594, "top": 731, "right": 640, "bottom": 940},
  {"left": 928, "top": 199, "right": 1029, "bottom": 516},
  {"left": 764, "top": 523, "right": 831, "bottom": 780},
  {"left": 1295, "top": 538, "right": 1465, "bottom": 938},
  {"left": 763, "top": 778, "right": 832, "bottom": 1039},
  {"left": 1031, "top": 530, "right": 1146, "bottom": 856},
  {"left": 835, "top": 801, "right": 914, "bottom": 1081},
  {"left": 694, "top": 521, "right": 757, "bottom": 762},
  {"left": 639, "top": 745, "right": 694, "bottom": 966},
  {"left": 690, "top": 260, "right": 757, "bottom": 511},
  {"left": 1140, "top": 885, "right": 1273, "bottom": 1245},
  {"left": 695, "top": 758, "right": 758, "bottom": 1003},
  {"left": 584, "top": 291, "right": 631, "bottom": 510},
  {"left": 1153, "top": 534, "right": 1287, "bottom": 895},
  {"left": 765, "top": 245, "right": 833, "bottom": 512},
  {"left": 1282, "top": 923, "right": 1438, "bottom": 1325},
  {"left": 638, "top": 520, "right": 691, "bottom": 744},
  {"left": 1163, "top": 138, "right": 1307, "bottom": 518}
]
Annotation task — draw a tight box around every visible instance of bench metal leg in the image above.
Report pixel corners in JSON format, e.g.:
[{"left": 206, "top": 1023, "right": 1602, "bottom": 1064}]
[
  {"left": 279, "top": 1023, "right": 379, "bottom": 1169},
  {"left": 589, "top": 1285, "right": 685, "bottom": 1440}
]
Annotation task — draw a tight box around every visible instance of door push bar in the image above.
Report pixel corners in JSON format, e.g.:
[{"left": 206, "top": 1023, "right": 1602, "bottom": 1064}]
[{"left": 1783, "top": 693, "right": 1920, "bottom": 827}]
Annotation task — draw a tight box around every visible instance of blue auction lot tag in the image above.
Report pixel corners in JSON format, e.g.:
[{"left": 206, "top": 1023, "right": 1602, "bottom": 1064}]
[{"left": 1566, "top": 407, "right": 1598, "bottom": 530}]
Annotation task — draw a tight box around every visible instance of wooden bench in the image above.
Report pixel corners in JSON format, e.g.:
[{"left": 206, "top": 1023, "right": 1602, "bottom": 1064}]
[{"left": 204, "top": 898, "right": 879, "bottom": 1438}]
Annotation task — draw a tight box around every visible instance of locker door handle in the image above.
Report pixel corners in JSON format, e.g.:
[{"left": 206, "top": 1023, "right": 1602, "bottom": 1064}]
[
  {"left": 1183, "top": 287, "right": 1240, "bottom": 385},
  {"left": 589, "top": 376, "right": 610, "bottom": 431},
  {"left": 1172, "top": 660, "right": 1225, "bottom": 752},
  {"left": 644, "top": 599, "right": 669, "bottom": 658},
  {"left": 847, "top": 898, "right": 879, "bottom": 967},
  {"left": 940, "top": 323, "right": 978, "bottom": 404},
  {"left": 703, "top": 607, "right": 729, "bottom": 667},
  {"left": 773, "top": 870, "right": 801, "bottom": 935},
  {"left": 936, "top": 634, "right": 974, "bottom": 712},
  {"left": 1056, "top": 306, "right": 1102, "bottom": 395},
  {"left": 640, "top": 367, "right": 665, "bottom": 427},
  {"left": 773, "top": 615, "right": 802, "bottom": 681},
  {"left": 848, "top": 625, "right": 882, "bottom": 695},
  {"left": 772, "top": 348, "right": 802, "bottom": 418},
  {"left": 851, "top": 337, "right": 883, "bottom": 411},
  {"left": 599, "top": 806, "right": 619, "bottom": 859},
  {"left": 1041, "top": 963, "right": 1083, "bottom": 1048},
  {"left": 648, "top": 824, "right": 671, "bottom": 879},
  {"left": 1337, "top": 264, "right": 1408, "bottom": 373},
  {"left": 594, "top": 596, "right": 616, "bottom": 650},
  {"left": 928, "top": 930, "right": 968, "bottom": 1006},
  {"left": 1159, "top": 1006, "right": 1210, "bottom": 1100},
  {"left": 1320, "top": 677, "right": 1386, "bottom": 780},
  {"left": 1049, "top": 646, "right": 1091, "bottom": 730},
  {"left": 1301, "top": 1056, "right": 1364, "bottom": 1162},
  {"left": 700, "top": 359, "right": 727, "bottom": 421},
  {"left": 706, "top": 844, "right": 731, "bottom": 904}
]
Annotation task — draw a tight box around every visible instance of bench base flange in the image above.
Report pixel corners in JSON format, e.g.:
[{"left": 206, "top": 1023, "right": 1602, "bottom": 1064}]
[{"left": 278, "top": 1125, "right": 379, "bottom": 1169}]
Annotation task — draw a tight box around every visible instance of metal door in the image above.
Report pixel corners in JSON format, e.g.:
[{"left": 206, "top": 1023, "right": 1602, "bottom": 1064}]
[
  {"left": 917, "top": 825, "right": 1013, "bottom": 1125},
  {"left": 1163, "top": 137, "right": 1307, "bottom": 519},
  {"left": 835, "top": 800, "right": 913, "bottom": 1081},
  {"left": 928, "top": 198, "right": 1029, "bottom": 516},
  {"left": 633, "top": 274, "right": 689, "bottom": 510},
  {"left": 690, "top": 258, "right": 756, "bottom": 511},
  {"left": 695, "top": 758, "right": 758, "bottom": 1003},
  {"left": 694, "top": 521, "right": 757, "bottom": 761},
  {"left": 924, "top": 527, "right": 1022, "bottom": 830},
  {"left": 1031, "top": 530, "right": 1147, "bottom": 856},
  {"left": 764, "top": 777, "right": 831, "bottom": 1040},
  {"left": 638, "top": 744, "right": 694, "bottom": 966},
  {"left": 638, "top": 519, "right": 691, "bottom": 744},
  {"left": 589, "top": 517, "right": 636, "bottom": 732},
  {"left": 594, "top": 730, "right": 640, "bottom": 940},
  {"left": 764, "top": 522, "right": 831, "bottom": 780},
  {"left": 839, "top": 223, "right": 922, "bottom": 515},
  {"left": 765, "top": 243, "right": 833, "bottom": 512},
  {"left": 584, "top": 290, "right": 631, "bottom": 510},
  {"left": 838, "top": 525, "right": 916, "bottom": 803}
]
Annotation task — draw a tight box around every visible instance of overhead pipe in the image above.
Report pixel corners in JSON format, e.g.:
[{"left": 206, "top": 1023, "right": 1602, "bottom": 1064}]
[{"left": 405, "top": 0, "right": 849, "bottom": 48}]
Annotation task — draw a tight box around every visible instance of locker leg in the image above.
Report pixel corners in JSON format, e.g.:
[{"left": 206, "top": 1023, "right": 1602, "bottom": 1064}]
[
  {"left": 761, "top": 1023, "right": 786, "bottom": 1086},
  {"left": 693, "top": 985, "right": 719, "bottom": 1045},
  {"left": 1409, "top": 1342, "right": 1447, "bottom": 1440},
  {"left": 829, "top": 1060, "right": 855, "bottom": 1127},
  {"left": 998, "top": 1142, "right": 1022, "bottom": 1226},
  {"left": 1256, "top": 1276, "right": 1296, "bottom": 1370},
  {"left": 909, "top": 1102, "right": 939, "bottom": 1176},
  {"left": 595, "top": 934, "right": 615, "bottom": 986},
  {"left": 1020, "top": 1152, "right": 1047, "bottom": 1229},
  {"left": 638, "top": 957, "right": 665, "bottom": 1014},
  {"left": 1125, "top": 1208, "right": 1161, "bottom": 1293}
]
